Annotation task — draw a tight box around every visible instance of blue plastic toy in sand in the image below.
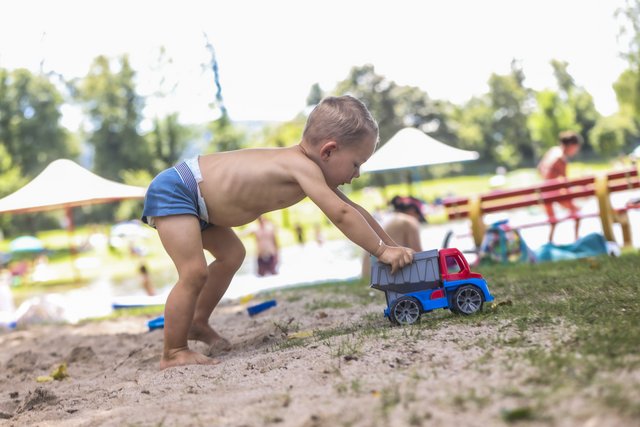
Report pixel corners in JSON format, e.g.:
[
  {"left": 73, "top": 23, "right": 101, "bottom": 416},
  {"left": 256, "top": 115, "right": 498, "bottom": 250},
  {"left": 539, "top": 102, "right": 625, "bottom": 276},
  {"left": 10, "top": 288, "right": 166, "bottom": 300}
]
[
  {"left": 147, "top": 315, "right": 165, "bottom": 331},
  {"left": 247, "top": 299, "right": 277, "bottom": 316}
]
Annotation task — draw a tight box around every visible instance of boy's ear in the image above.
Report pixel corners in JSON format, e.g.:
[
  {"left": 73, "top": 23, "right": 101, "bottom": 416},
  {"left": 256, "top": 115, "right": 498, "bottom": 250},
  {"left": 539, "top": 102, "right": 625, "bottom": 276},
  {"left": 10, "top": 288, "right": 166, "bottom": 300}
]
[{"left": 319, "top": 140, "right": 338, "bottom": 160}]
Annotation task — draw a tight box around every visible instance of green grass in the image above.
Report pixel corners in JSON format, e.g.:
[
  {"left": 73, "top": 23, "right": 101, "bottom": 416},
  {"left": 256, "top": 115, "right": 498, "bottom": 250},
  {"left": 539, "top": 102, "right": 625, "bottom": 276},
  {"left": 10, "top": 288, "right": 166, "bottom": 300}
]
[
  {"left": 271, "top": 251, "right": 640, "bottom": 418},
  {"left": 482, "top": 254, "right": 640, "bottom": 368}
]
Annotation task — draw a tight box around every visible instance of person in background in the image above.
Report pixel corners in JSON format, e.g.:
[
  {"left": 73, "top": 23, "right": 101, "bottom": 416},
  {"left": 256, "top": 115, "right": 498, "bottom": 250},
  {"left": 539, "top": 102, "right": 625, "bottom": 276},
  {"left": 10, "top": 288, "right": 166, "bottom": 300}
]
[
  {"left": 537, "top": 130, "right": 582, "bottom": 242},
  {"left": 139, "top": 263, "right": 156, "bottom": 296},
  {"left": 249, "top": 215, "right": 280, "bottom": 277},
  {"left": 314, "top": 223, "right": 325, "bottom": 246},
  {"left": 293, "top": 223, "right": 305, "bottom": 246}
]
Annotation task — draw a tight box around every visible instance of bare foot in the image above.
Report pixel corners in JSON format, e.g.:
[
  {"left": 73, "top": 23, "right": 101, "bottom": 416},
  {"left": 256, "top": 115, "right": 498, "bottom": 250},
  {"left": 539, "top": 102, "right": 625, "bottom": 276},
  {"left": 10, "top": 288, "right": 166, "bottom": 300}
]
[
  {"left": 160, "top": 348, "right": 220, "bottom": 370},
  {"left": 188, "top": 323, "right": 232, "bottom": 354}
]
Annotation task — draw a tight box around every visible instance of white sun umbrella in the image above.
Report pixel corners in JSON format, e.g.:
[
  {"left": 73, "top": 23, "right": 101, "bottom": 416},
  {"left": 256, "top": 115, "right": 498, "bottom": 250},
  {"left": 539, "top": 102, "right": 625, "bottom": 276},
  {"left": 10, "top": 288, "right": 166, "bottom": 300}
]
[
  {"left": 361, "top": 127, "right": 479, "bottom": 173},
  {"left": 0, "top": 159, "right": 147, "bottom": 279}
]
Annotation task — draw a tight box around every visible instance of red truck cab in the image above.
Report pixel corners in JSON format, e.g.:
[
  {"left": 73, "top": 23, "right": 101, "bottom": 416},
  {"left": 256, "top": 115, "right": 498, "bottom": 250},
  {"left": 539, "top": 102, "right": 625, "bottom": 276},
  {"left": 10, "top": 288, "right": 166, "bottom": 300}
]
[{"left": 438, "top": 248, "right": 483, "bottom": 282}]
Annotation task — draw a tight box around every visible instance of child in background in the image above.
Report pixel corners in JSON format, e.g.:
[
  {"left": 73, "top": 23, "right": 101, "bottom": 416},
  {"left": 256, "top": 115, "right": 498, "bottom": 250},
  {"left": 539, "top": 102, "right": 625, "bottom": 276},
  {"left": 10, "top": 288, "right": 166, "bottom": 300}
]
[
  {"left": 142, "top": 96, "right": 415, "bottom": 369},
  {"left": 537, "top": 131, "right": 582, "bottom": 242},
  {"left": 248, "top": 215, "right": 279, "bottom": 277}
]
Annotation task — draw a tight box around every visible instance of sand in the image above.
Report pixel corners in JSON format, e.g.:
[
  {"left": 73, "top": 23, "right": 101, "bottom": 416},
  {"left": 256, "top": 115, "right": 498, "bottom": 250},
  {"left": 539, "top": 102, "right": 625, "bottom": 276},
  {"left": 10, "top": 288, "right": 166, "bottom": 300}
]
[{"left": 0, "top": 286, "right": 636, "bottom": 427}]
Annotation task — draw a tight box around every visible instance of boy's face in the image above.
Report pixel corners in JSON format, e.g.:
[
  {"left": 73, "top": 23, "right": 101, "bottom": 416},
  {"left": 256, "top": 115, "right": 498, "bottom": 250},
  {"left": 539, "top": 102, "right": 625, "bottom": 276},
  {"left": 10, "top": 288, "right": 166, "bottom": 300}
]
[{"left": 320, "top": 136, "right": 377, "bottom": 188}]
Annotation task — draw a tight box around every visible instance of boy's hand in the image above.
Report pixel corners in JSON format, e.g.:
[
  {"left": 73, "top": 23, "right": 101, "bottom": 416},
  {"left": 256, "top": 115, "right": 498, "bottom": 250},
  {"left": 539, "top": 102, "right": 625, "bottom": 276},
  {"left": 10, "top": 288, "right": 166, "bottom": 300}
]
[{"left": 378, "top": 245, "right": 414, "bottom": 274}]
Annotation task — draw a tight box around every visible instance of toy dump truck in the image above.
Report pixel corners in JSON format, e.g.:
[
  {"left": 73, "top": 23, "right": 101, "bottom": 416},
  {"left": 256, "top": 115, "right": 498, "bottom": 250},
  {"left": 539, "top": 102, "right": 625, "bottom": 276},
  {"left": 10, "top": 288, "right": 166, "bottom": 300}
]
[{"left": 370, "top": 248, "right": 494, "bottom": 325}]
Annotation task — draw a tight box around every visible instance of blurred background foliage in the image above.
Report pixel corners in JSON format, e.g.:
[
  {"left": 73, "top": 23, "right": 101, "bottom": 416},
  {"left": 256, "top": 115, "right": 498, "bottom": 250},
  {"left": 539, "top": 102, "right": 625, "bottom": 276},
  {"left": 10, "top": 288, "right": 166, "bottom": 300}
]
[{"left": 1, "top": 1, "right": 640, "bottom": 238}]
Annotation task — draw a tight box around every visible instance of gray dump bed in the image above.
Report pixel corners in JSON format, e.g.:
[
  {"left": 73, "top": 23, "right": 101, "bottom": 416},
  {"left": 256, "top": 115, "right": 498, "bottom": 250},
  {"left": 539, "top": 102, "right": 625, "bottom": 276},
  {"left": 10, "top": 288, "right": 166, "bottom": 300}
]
[{"left": 370, "top": 249, "right": 441, "bottom": 294}]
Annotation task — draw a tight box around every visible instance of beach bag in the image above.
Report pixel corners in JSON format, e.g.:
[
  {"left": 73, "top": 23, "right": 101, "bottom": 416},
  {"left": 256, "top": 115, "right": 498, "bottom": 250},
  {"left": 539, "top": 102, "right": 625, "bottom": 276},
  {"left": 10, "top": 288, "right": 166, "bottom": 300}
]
[{"left": 478, "top": 219, "right": 536, "bottom": 265}]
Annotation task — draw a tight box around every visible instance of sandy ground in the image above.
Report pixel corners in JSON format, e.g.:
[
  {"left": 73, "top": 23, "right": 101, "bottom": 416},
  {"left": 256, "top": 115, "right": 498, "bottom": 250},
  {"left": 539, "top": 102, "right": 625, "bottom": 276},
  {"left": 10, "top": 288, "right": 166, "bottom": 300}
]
[{"left": 0, "top": 285, "right": 637, "bottom": 427}]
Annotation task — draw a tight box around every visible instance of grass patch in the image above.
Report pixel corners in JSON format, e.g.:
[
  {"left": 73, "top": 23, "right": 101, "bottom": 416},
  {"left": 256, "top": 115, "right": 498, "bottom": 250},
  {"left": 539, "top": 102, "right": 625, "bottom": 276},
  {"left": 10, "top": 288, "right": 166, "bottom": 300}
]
[
  {"left": 305, "top": 299, "right": 353, "bottom": 311},
  {"left": 286, "top": 251, "right": 640, "bottom": 420},
  {"left": 479, "top": 253, "right": 640, "bottom": 369}
]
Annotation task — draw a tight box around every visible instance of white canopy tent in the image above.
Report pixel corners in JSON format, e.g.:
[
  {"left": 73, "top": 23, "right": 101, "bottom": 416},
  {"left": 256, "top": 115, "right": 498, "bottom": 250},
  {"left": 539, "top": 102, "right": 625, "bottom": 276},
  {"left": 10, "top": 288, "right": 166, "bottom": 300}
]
[
  {"left": 0, "top": 159, "right": 147, "bottom": 278},
  {"left": 0, "top": 159, "right": 146, "bottom": 215},
  {"left": 361, "top": 127, "right": 479, "bottom": 173}
]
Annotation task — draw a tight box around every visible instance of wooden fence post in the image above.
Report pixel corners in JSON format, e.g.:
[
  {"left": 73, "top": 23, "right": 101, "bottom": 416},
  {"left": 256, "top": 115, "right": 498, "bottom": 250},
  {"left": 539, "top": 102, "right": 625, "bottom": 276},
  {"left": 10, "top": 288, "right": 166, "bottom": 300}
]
[
  {"left": 595, "top": 173, "right": 615, "bottom": 243},
  {"left": 469, "top": 195, "right": 485, "bottom": 248}
]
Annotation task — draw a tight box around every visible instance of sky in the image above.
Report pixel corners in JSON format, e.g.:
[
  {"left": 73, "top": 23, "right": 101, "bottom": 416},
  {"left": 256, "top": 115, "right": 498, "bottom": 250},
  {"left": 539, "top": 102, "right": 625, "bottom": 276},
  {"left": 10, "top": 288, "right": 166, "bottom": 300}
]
[{"left": 0, "top": 0, "right": 631, "bottom": 129}]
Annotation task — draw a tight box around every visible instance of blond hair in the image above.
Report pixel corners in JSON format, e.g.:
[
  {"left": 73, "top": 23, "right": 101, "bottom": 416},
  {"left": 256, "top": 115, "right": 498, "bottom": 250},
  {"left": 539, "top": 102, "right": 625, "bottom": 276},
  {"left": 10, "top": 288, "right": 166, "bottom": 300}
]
[{"left": 302, "top": 95, "right": 379, "bottom": 147}]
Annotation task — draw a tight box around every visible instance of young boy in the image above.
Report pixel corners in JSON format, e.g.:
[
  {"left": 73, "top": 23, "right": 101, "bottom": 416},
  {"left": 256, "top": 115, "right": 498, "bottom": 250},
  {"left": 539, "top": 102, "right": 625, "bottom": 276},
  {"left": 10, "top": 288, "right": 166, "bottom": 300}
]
[
  {"left": 537, "top": 130, "right": 582, "bottom": 242},
  {"left": 142, "top": 95, "right": 415, "bottom": 369}
]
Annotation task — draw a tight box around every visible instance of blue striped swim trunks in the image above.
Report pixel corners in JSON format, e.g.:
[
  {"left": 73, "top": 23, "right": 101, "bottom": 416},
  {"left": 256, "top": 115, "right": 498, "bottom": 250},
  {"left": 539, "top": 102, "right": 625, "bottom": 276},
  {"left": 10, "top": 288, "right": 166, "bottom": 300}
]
[{"left": 141, "top": 159, "right": 212, "bottom": 231}]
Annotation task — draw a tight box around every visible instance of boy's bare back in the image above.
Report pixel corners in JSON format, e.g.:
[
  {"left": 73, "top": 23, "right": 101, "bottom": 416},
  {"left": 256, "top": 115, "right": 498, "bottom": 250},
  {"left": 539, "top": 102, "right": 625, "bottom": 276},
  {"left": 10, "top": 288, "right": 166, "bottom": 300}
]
[
  {"left": 198, "top": 139, "right": 375, "bottom": 231},
  {"left": 197, "top": 146, "right": 310, "bottom": 227}
]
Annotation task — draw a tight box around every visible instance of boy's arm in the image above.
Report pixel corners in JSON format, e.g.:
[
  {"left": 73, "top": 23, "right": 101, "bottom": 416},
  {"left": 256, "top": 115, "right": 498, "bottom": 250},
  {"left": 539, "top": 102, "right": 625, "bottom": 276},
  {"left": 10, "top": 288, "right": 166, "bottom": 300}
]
[
  {"left": 333, "top": 189, "right": 399, "bottom": 247},
  {"left": 291, "top": 161, "right": 413, "bottom": 272}
]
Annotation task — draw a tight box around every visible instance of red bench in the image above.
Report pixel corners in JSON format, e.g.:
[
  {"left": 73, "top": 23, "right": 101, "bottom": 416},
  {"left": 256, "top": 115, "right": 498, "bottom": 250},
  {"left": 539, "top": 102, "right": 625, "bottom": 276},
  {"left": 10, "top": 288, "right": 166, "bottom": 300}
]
[{"left": 442, "top": 166, "right": 640, "bottom": 248}]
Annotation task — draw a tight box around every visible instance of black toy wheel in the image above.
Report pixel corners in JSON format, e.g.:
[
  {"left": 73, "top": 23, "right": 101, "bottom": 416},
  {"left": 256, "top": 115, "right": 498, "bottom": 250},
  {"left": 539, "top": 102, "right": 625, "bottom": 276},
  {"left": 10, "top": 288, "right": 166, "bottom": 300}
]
[
  {"left": 390, "top": 297, "right": 421, "bottom": 325},
  {"left": 450, "top": 285, "right": 484, "bottom": 315}
]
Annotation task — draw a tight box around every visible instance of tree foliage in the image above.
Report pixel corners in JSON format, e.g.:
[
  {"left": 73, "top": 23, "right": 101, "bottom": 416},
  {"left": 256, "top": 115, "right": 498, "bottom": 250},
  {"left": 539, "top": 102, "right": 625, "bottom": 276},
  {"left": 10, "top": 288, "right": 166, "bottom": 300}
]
[
  {"left": 262, "top": 117, "right": 305, "bottom": 148},
  {"left": 485, "top": 61, "right": 534, "bottom": 167},
  {"left": 587, "top": 0, "right": 640, "bottom": 156},
  {"left": 527, "top": 89, "right": 578, "bottom": 154},
  {"left": 0, "top": 68, "right": 77, "bottom": 177},
  {"left": 589, "top": 113, "right": 636, "bottom": 155},
  {"left": 550, "top": 60, "right": 599, "bottom": 151},
  {"left": 332, "top": 64, "right": 452, "bottom": 148},
  {"left": 206, "top": 114, "right": 247, "bottom": 153},
  {"left": 147, "top": 112, "right": 190, "bottom": 173},
  {"left": 333, "top": 64, "right": 403, "bottom": 145},
  {"left": 76, "top": 55, "right": 149, "bottom": 180},
  {"left": 452, "top": 96, "right": 495, "bottom": 159}
]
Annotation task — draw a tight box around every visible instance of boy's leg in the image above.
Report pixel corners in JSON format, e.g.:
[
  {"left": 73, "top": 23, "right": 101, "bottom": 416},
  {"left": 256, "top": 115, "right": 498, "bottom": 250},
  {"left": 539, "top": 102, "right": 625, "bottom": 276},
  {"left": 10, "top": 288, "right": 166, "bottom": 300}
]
[
  {"left": 190, "top": 226, "right": 246, "bottom": 353},
  {"left": 155, "top": 215, "right": 218, "bottom": 369}
]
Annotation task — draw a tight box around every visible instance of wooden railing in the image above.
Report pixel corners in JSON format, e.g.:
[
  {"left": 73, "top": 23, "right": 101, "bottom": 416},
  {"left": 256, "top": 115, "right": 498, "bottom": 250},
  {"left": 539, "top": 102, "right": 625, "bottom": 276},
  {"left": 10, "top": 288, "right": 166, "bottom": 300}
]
[{"left": 442, "top": 166, "right": 640, "bottom": 247}]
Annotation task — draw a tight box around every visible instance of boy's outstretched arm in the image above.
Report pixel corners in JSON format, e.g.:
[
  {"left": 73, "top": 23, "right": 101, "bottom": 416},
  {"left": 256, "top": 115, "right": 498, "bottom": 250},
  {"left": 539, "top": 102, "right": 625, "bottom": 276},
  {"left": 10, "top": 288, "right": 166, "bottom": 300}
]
[
  {"left": 333, "top": 189, "right": 398, "bottom": 247},
  {"left": 293, "top": 164, "right": 413, "bottom": 273}
]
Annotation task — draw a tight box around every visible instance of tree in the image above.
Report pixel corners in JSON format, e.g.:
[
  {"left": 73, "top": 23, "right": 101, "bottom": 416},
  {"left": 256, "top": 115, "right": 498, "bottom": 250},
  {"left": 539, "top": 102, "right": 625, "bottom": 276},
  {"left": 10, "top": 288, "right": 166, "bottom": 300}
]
[
  {"left": 0, "top": 145, "right": 25, "bottom": 234},
  {"left": 0, "top": 68, "right": 77, "bottom": 177},
  {"left": 589, "top": 114, "right": 636, "bottom": 155},
  {"left": 588, "top": 0, "right": 640, "bottom": 156},
  {"left": 76, "top": 55, "right": 149, "bottom": 180},
  {"left": 262, "top": 117, "right": 305, "bottom": 148},
  {"left": 0, "top": 145, "right": 23, "bottom": 197},
  {"left": 485, "top": 61, "right": 534, "bottom": 167},
  {"left": 527, "top": 89, "right": 578, "bottom": 155},
  {"left": 613, "top": 68, "right": 640, "bottom": 118},
  {"left": 333, "top": 64, "right": 402, "bottom": 145},
  {"left": 452, "top": 95, "right": 495, "bottom": 163},
  {"left": 332, "top": 64, "right": 450, "bottom": 147},
  {"left": 206, "top": 114, "right": 247, "bottom": 153},
  {"left": 617, "top": 0, "right": 640, "bottom": 70},
  {"left": 147, "top": 113, "right": 190, "bottom": 174},
  {"left": 550, "top": 60, "right": 599, "bottom": 152},
  {"left": 306, "top": 83, "right": 324, "bottom": 107}
]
